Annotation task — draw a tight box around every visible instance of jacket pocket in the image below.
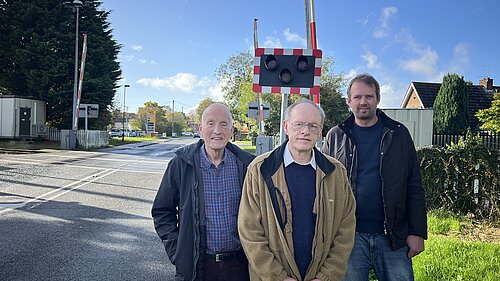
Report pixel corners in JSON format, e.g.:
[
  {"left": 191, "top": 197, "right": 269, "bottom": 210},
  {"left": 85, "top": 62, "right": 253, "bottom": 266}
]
[{"left": 163, "top": 237, "right": 178, "bottom": 265}]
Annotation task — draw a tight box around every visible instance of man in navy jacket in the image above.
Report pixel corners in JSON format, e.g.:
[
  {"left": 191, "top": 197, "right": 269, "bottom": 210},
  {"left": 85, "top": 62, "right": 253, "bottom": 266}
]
[{"left": 152, "top": 103, "right": 255, "bottom": 281}]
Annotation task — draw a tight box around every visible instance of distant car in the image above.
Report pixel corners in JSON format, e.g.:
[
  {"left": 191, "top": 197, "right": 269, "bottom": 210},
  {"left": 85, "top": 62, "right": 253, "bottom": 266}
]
[
  {"left": 182, "top": 131, "right": 193, "bottom": 137},
  {"left": 193, "top": 132, "right": 200, "bottom": 138},
  {"left": 109, "top": 129, "right": 123, "bottom": 137}
]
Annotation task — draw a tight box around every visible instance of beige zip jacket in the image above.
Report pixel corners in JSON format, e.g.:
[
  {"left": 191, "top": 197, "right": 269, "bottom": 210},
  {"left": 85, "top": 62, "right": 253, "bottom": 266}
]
[{"left": 238, "top": 145, "right": 356, "bottom": 281}]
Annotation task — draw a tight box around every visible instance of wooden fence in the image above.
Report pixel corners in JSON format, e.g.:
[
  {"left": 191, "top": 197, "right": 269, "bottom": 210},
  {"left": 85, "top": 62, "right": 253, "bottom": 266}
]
[{"left": 433, "top": 131, "right": 500, "bottom": 149}]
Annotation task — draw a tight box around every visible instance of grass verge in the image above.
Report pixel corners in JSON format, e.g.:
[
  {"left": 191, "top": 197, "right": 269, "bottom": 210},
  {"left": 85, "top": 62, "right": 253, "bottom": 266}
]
[
  {"left": 234, "top": 140, "right": 256, "bottom": 154},
  {"left": 370, "top": 210, "right": 500, "bottom": 280}
]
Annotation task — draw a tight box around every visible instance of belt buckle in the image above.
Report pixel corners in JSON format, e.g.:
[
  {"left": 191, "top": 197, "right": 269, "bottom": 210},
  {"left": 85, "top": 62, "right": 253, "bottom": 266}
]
[{"left": 215, "top": 253, "right": 223, "bottom": 262}]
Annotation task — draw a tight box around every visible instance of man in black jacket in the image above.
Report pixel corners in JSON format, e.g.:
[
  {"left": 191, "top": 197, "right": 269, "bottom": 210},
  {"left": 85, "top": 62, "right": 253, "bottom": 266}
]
[
  {"left": 152, "top": 103, "right": 255, "bottom": 281},
  {"left": 322, "top": 74, "right": 427, "bottom": 281}
]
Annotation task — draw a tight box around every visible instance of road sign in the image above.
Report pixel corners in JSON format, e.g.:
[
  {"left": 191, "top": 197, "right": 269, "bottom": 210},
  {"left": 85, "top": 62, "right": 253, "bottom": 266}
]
[
  {"left": 252, "top": 48, "right": 322, "bottom": 94},
  {"left": 146, "top": 113, "right": 155, "bottom": 134},
  {"left": 248, "top": 102, "right": 270, "bottom": 118},
  {"left": 78, "top": 104, "right": 99, "bottom": 118}
]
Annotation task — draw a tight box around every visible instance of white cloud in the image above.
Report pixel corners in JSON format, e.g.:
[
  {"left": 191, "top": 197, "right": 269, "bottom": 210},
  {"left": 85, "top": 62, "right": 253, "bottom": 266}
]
[
  {"left": 136, "top": 73, "right": 221, "bottom": 100},
  {"left": 138, "top": 58, "right": 147, "bottom": 64},
  {"left": 449, "top": 43, "right": 470, "bottom": 74},
  {"left": 401, "top": 50, "right": 438, "bottom": 77},
  {"left": 396, "top": 30, "right": 440, "bottom": 81},
  {"left": 358, "top": 13, "right": 374, "bottom": 25},
  {"left": 137, "top": 73, "right": 201, "bottom": 92},
  {"left": 259, "top": 29, "right": 307, "bottom": 49},
  {"left": 262, "top": 36, "right": 282, "bottom": 48},
  {"left": 124, "top": 55, "right": 135, "bottom": 62},
  {"left": 206, "top": 81, "right": 224, "bottom": 102},
  {"left": 346, "top": 69, "right": 359, "bottom": 81},
  {"left": 379, "top": 82, "right": 401, "bottom": 108},
  {"left": 373, "top": 6, "right": 397, "bottom": 38},
  {"left": 283, "top": 28, "right": 307, "bottom": 47},
  {"left": 131, "top": 45, "right": 143, "bottom": 51},
  {"left": 150, "top": 60, "right": 157, "bottom": 65},
  {"left": 361, "top": 50, "right": 381, "bottom": 69}
]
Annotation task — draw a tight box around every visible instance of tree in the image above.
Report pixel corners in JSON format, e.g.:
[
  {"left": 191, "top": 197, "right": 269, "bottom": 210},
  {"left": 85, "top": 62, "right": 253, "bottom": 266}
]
[
  {"left": 433, "top": 73, "right": 469, "bottom": 134},
  {"left": 0, "top": 0, "right": 121, "bottom": 129},
  {"left": 318, "top": 57, "right": 349, "bottom": 135},
  {"left": 195, "top": 98, "right": 215, "bottom": 124},
  {"left": 130, "top": 102, "right": 169, "bottom": 133},
  {"left": 476, "top": 92, "right": 500, "bottom": 133},
  {"left": 215, "top": 51, "right": 347, "bottom": 138},
  {"left": 215, "top": 50, "right": 256, "bottom": 126}
]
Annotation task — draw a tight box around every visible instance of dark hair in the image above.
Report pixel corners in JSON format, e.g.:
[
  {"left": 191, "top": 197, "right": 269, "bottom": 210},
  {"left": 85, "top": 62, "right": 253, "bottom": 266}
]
[{"left": 347, "top": 73, "right": 380, "bottom": 101}]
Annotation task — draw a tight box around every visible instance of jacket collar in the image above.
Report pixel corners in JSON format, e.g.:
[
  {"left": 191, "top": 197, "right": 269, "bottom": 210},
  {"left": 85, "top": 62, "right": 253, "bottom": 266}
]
[
  {"left": 261, "top": 140, "right": 335, "bottom": 179},
  {"left": 175, "top": 139, "right": 254, "bottom": 166},
  {"left": 340, "top": 109, "right": 402, "bottom": 131}
]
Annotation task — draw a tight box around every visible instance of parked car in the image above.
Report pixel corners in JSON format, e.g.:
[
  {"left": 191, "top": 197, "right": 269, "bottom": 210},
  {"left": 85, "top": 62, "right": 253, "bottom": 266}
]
[
  {"left": 193, "top": 132, "right": 200, "bottom": 138},
  {"left": 182, "top": 131, "right": 193, "bottom": 137},
  {"left": 109, "top": 129, "right": 123, "bottom": 137},
  {"left": 136, "top": 131, "right": 147, "bottom": 137}
]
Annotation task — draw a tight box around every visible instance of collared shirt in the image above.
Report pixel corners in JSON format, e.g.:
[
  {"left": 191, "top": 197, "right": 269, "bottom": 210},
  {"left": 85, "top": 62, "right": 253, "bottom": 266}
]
[
  {"left": 200, "top": 145, "right": 241, "bottom": 254},
  {"left": 283, "top": 143, "right": 317, "bottom": 170}
]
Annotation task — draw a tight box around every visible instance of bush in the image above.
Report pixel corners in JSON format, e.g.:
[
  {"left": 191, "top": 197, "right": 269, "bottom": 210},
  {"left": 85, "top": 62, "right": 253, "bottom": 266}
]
[{"left": 418, "top": 132, "right": 500, "bottom": 221}]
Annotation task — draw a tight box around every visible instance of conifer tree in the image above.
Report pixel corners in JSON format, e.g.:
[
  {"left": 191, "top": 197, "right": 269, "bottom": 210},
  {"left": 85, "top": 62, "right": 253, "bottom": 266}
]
[
  {"left": 0, "top": 0, "right": 121, "bottom": 129},
  {"left": 433, "top": 73, "right": 469, "bottom": 134}
]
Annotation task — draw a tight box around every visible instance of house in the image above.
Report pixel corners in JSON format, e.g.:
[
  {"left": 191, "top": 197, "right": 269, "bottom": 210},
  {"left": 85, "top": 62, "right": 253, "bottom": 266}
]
[{"left": 401, "top": 77, "right": 499, "bottom": 131}]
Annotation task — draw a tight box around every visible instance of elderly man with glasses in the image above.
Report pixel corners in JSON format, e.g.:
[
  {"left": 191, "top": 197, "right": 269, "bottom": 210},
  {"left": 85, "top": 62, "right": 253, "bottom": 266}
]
[{"left": 238, "top": 98, "right": 356, "bottom": 281}]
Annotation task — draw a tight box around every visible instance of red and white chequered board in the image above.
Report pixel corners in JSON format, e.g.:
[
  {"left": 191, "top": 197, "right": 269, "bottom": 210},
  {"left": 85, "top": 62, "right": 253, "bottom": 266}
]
[{"left": 252, "top": 47, "right": 322, "bottom": 94}]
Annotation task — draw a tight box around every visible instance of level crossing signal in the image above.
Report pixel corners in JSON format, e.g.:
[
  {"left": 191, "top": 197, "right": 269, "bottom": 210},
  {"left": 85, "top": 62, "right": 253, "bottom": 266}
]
[{"left": 252, "top": 48, "right": 322, "bottom": 95}]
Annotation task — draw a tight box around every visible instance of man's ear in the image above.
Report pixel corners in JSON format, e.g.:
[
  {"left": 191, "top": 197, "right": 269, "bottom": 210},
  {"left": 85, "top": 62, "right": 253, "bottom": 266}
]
[{"left": 283, "top": 120, "right": 289, "bottom": 134}]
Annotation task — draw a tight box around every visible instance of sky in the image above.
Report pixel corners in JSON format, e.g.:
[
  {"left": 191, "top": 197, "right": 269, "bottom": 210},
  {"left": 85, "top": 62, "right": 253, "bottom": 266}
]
[{"left": 98, "top": 0, "right": 500, "bottom": 114}]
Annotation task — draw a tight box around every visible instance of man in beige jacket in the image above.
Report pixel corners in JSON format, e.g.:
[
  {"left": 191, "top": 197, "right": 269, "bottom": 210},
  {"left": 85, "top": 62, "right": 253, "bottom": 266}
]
[{"left": 238, "top": 99, "right": 356, "bottom": 281}]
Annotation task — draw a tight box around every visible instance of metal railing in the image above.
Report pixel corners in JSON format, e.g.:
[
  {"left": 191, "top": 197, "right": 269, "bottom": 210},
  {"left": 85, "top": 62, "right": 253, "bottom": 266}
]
[
  {"left": 45, "top": 127, "right": 109, "bottom": 149},
  {"left": 433, "top": 131, "right": 500, "bottom": 149}
]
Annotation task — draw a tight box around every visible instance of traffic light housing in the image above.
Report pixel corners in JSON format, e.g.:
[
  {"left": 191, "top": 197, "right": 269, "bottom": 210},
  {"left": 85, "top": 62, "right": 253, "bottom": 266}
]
[{"left": 253, "top": 48, "right": 322, "bottom": 94}]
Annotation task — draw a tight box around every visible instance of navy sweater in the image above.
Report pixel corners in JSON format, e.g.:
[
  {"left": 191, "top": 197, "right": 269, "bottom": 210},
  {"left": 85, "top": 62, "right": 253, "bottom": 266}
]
[
  {"left": 352, "top": 119, "right": 385, "bottom": 234},
  {"left": 284, "top": 162, "right": 316, "bottom": 279}
]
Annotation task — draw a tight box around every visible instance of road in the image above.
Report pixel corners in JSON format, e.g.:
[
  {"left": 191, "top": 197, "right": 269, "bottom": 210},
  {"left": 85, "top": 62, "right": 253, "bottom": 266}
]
[{"left": 0, "top": 138, "right": 197, "bottom": 281}]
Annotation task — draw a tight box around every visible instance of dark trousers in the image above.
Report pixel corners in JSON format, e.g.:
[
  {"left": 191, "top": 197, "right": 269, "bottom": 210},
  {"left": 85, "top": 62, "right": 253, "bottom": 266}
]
[{"left": 203, "top": 251, "right": 249, "bottom": 281}]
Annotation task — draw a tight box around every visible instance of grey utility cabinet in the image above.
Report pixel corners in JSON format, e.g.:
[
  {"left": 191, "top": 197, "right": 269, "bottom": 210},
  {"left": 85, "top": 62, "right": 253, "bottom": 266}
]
[{"left": 0, "top": 95, "right": 47, "bottom": 139}]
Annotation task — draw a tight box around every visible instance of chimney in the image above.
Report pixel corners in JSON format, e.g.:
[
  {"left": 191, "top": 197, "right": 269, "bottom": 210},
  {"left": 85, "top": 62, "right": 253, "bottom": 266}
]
[{"left": 479, "top": 77, "right": 493, "bottom": 90}]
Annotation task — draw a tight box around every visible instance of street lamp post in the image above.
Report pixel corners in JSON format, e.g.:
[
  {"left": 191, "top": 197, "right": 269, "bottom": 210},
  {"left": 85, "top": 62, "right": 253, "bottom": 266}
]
[
  {"left": 69, "top": 0, "right": 84, "bottom": 131},
  {"left": 122, "top": 84, "right": 130, "bottom": 142}
]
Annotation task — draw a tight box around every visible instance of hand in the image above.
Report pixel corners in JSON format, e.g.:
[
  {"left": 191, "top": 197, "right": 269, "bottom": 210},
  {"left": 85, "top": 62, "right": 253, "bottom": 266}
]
[
  {"left": 283, "top": 277, "right": 297, "bottom": 281},
  {"left": 406, "top": 235, "right": 424, "bottom": 258}
]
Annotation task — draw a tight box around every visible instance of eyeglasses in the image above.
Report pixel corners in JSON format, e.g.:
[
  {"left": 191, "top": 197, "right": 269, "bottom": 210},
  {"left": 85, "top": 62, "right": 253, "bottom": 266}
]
[{"left": 289, "top": 121, "right": 322, "bottom": 133}]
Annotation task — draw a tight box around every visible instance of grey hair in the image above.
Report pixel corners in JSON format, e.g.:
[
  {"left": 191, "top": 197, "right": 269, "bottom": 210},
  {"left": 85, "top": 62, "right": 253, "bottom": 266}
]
[
  {"left": 201, "top": 103, "right": 233, "bottom": 126},
  {"left": 284, "top": 98, "right": 325, "bottom": 126}
]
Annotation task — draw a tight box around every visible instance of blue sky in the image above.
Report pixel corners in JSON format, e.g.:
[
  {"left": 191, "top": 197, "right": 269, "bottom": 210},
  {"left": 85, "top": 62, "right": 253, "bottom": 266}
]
[{"left": 99, "top": 0, "right": 499, "bottom": 114}]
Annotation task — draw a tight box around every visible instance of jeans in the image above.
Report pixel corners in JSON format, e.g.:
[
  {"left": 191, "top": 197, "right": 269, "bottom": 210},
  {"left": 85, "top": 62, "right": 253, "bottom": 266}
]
[{"left": 343, "top": 232, "right": 414, "bottom": 281}]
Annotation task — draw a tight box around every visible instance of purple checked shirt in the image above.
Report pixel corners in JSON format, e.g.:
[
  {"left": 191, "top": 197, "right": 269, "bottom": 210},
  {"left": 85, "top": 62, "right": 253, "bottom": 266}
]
[{"left": 200, "top": 145, "right": 241, "bottom": 254}]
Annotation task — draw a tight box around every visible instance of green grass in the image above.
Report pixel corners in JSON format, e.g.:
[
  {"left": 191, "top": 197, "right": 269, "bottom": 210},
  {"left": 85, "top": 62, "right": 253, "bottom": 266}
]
[
  {"left": 234, "top": 140, "right": 256, "bottom": 154},
  {"left": 413, "top": 236, "right": 500, "bottom": 280},
  {"left": 412, "top": 210, "right": 500, "bottom": 280},
  {"left": 368, "top": 210, "right": 500, "bottom": 280},
  {"left": 427, "top": 209, "right": 468, "bottom": 235}
]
